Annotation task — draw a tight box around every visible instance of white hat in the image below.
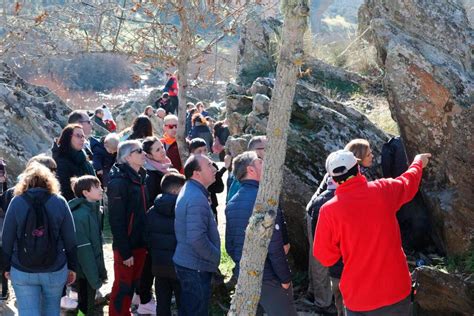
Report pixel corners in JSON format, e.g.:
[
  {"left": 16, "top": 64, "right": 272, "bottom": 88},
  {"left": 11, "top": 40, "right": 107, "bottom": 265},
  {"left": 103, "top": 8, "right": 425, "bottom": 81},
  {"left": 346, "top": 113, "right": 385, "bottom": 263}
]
[{"left": 325, "top": 150, "right": 359, "bottom": 177}]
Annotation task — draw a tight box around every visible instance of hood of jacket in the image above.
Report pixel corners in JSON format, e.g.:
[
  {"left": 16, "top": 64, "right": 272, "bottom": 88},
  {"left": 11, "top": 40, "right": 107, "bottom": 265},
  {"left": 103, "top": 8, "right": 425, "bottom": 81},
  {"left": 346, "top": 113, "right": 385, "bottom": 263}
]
[{"left": 68, "top": 197, "right": 100, "bottom": 213}]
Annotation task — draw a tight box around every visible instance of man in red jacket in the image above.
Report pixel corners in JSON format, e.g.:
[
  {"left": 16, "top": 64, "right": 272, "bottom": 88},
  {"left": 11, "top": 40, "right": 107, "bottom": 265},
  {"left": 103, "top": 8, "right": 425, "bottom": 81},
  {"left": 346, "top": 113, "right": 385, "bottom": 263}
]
[{"left": 313, "top": 149, "right": 431, "bottom": 315}]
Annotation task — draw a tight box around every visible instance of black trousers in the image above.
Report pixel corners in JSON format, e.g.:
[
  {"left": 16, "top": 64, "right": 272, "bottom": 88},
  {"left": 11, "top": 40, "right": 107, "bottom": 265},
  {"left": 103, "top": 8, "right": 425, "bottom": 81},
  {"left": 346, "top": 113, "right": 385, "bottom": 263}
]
[
  {"left": 78, "top": 277, "right": 96, "bottom": 315},
  {"left": 346, "top": 295, "right": 411, "bottom": 316},
  {"left": 137, "top": 252, "right": 154, "bottom": 304},
  {"left": 155, "top": 276, "right": 181, "bottom": 316}
]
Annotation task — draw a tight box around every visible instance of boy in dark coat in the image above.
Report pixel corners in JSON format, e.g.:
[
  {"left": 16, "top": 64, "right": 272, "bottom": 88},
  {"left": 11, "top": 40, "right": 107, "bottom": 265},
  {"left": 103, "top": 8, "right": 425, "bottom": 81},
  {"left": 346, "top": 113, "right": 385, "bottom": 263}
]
[
  {"left": 69, "top": 176, "right": 107, "bottom": 316},
  {"left": 145, "top": 172, "right": 185, "bottom": 316}
]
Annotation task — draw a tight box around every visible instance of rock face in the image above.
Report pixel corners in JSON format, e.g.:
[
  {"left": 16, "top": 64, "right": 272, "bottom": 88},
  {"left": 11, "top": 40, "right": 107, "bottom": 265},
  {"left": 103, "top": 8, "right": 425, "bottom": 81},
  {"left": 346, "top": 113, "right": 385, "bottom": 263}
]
[
  {"left": 359, "top": 0, "right": 474, "bottom": 256},
  {"left": 0, "top": 63, "right": 71, "bottom": 178},
  {"left": 225, "top": 76, "right": 388, "bottom": 269},
  {"left": 112, "top": 100, "right": 146, "bottom": 131},
  {"left": 236, "top": 11, "right": 281, "bottom": 86},
  {"left": 414, "top": 266, "right": 474, "bottom": 315}
]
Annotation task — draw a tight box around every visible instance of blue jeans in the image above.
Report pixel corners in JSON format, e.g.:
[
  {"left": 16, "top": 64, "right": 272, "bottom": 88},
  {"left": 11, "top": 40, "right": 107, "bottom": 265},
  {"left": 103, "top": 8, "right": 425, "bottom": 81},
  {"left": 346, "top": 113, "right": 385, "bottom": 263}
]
[
  {"left": 175, "top": 264, "right": 212, "bottom": 316},
  {"left": 10, "top": 265, "right": 68, "bottom": 316}
]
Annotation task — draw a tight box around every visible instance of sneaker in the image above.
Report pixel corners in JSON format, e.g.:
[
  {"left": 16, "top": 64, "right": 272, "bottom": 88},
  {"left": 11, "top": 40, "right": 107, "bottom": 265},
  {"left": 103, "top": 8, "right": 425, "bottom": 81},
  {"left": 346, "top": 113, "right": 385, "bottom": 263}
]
[
  {"left": 137, "top": 300, "right": 157, "bottom": 315},
  {"left": 131, "top": 293, "right": 141, "bottom": 306},
  {"left": 60, "top": 296, "right": 78, "bottom": 310}
]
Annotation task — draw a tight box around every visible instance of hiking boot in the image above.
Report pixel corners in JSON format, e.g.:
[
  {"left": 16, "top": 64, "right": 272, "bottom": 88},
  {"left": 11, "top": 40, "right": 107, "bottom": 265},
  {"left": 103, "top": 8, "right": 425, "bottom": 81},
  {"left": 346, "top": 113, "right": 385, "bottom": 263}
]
[
  {"left": 60, "top": 296, "right": 78, "bottom": 310},
  {"left": 137, "top": 299, "right": 157, "bottom": 315}
]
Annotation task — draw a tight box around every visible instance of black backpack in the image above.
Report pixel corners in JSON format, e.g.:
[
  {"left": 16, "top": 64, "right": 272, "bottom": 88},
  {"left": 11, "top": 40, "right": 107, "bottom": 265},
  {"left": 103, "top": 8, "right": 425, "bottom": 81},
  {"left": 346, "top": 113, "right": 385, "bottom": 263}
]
[{"left": 18, "top": 192, "right": 57, "bottom": 269}]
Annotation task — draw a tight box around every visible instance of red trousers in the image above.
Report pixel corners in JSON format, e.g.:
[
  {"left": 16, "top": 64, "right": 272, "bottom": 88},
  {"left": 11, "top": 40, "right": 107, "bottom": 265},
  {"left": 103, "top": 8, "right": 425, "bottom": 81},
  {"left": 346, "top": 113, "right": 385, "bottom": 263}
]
[{"left": 109, "top": 248, "right": 147, "bottom": 316}]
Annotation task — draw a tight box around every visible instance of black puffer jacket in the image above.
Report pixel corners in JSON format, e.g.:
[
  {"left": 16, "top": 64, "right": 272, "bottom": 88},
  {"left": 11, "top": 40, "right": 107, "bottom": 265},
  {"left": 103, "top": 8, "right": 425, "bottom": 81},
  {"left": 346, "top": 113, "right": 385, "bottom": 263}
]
[
  {"left": 52, "top": 143, "right": 95, "bottom": 201},
  {"left": 308, "top": 188, "right": 343, "bottom": 278},
  {"left": 145, "top": 193, "right": 178, "bottom": 278},
  {"left": 145, "top": 169, "right": 165, "bottom": 205},
  {"left": 107, "top": 163, "right": 149, "bottom": 260}
]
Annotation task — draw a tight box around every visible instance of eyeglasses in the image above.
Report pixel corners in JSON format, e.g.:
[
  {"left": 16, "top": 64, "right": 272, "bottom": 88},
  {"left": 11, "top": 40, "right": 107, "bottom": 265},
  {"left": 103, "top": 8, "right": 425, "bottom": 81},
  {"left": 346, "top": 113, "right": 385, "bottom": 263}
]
[
  {"left": 131, "top": 148, "right": 144, "bottom": 154},
  {"left": 165, "top": 124, "right": 178, "bottom": 129},
  {"left": 73, "top": 133, "right": 85, "bottom": 139},
  {"left": 79, "top": 120, "right": 91, "bottom": 125}
]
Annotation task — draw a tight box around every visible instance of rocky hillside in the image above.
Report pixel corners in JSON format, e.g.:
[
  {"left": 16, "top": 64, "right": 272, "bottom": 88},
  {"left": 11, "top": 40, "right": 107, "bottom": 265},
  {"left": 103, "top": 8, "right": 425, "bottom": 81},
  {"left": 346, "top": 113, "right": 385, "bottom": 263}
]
[
  {"left": 225, "top": 74, "right": 388, "bottom": 270},
  {"left": 0, "top": 63, "right": 71, "bottom": 178}
]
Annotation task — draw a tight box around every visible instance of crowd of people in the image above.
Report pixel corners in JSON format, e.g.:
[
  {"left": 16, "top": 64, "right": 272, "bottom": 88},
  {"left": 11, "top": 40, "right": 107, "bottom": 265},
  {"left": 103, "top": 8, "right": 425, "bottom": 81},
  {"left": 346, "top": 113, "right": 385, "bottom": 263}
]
[{"left": 0, "top": 71, "right": 432, "bottom": 316}]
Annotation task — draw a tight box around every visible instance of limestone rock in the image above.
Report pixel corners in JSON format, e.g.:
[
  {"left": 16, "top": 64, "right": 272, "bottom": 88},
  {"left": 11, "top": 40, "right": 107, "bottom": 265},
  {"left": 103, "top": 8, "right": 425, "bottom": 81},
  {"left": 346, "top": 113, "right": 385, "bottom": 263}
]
[
  {"left": 227, "top": 112, "right": 246, "bottom": 136},
  {"left": 414, "top": 266, "right": 474, "bottom": 315},
  {"left": 226, "top": 95, "right": 253, "bottom": 113},
  {"left": 226, "top": 135, "right": 252, "bottom": 158},
  {"left": 359, "top": 0, "right": 474, "bottom": 255},
  {"left": 236, "top": 11, "right": 281, "bottom": 86},
  {"left": 112, "top": 101, "right": 146, "bottom": 131},
  {"left": 225, "top": 77, "right": 388, "bottom": 269},
  {"left": 252, "top": 94, "right": 270, "bottom": 115},
  {"left": 0, "top": 63, "right": 71, "bottom": 178},
  {"left": 248, "top": 77, "right": 275, "bottom": 97}
]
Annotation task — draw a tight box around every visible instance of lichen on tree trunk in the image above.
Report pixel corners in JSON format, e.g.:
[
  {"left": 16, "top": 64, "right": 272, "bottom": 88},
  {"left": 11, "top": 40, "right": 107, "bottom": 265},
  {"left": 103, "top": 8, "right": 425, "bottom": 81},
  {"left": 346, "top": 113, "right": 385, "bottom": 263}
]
[
  {"left": 228, "top": 2, "right": 309, "bottom": 315},
  {"left": 176, "top": 0, "right": 192, "bottom": 165}
]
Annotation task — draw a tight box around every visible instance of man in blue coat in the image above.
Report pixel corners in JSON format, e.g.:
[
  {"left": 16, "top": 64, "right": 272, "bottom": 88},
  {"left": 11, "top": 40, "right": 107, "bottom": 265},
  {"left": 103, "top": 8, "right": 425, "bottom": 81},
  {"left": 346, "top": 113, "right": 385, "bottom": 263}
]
[
  {"left": 225, "top": 151, "right": 297, "bottom": 316},
  {"left": 173, "top": 154, "right": 219, "bottom": 315}
]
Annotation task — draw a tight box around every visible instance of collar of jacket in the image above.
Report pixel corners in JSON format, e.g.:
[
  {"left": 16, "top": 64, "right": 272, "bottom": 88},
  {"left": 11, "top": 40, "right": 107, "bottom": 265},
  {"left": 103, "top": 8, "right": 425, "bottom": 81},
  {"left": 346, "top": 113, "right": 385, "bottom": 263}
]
[
  {"left": 188, "top": 179, "right": 210, "bottom": 197},
  {"left": 116, "top": 163, "right": 147, "bottom": 185},
  {"left": 240, "top": 179, "right": 259, "bottom": 188},
  {"left": 335, "top": 174, "right": 367, "bottom": 194}
]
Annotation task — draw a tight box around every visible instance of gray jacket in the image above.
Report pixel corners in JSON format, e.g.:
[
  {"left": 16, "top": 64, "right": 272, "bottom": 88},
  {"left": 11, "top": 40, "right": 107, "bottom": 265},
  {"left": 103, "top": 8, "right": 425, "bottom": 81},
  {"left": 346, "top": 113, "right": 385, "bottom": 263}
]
[{"left": 173, "top": 179, "right": 220, "bottom": 272}]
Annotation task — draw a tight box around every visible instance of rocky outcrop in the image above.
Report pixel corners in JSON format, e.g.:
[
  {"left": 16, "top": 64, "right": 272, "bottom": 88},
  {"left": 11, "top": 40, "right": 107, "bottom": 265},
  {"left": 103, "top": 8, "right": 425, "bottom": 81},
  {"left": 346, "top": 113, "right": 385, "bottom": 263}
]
[
  {"left": 414, "top": 266, "right": 474, "bottom": 315},
  {"left": 112, "top": 100, "right": 146, "bottom": 131},
  {"left": 225, "top": 77, "right": 388, "bottom": 269},
  {"left": 236, "top": 11, "right": 281, "bottom": 86},
  {"left": 0, "top": 63, "right": 71, "bottom": 178},
  {"left": 359, "top": 0, "right": 474, "bottom": 256}
]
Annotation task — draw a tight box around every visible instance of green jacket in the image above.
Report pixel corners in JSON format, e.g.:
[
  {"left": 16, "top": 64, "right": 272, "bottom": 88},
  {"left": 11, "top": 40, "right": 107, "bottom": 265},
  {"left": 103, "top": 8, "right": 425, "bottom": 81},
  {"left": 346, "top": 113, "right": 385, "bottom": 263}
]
[{"left": 68, "top": 198, "right": 107, "bottom": 289}]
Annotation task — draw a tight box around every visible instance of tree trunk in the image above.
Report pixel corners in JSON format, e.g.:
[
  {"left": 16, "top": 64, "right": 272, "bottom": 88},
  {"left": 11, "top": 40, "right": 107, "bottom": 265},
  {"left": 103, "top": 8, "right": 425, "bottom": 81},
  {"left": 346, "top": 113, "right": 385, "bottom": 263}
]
[
  {"left": 175, "top": 0, "right": 192, "bottom": 165},
  {"left": 228, "top": 2, "right": 309, "bottom": 315}
]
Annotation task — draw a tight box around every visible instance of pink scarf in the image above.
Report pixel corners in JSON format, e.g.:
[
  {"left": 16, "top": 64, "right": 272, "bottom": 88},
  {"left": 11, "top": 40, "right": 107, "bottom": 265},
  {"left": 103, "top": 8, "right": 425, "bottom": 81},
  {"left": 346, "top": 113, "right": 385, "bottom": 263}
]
[{"left": 145, "top": 156, "right": 172, "bottom": 174}]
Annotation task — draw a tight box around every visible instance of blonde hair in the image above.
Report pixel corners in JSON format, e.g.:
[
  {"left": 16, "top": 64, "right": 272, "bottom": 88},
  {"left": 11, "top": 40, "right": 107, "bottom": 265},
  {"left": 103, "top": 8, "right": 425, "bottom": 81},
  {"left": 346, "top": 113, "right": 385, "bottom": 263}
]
[
  {"left": 345, "top": 139, "right": 370, "bottom": 161},
  {"left": 14, "top": 162, "right": 60, "bottom": 196}
]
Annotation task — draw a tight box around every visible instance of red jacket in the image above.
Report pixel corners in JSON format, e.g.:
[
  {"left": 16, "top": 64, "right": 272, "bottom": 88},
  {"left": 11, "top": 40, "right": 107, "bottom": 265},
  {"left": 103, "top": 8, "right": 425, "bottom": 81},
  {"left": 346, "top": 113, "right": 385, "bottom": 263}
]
[
  {"left": 313, "top": 160, "right": 423, "bottom": 311},
  {"left": 164, "top": 76, "right": 178, "bottom": 97}
]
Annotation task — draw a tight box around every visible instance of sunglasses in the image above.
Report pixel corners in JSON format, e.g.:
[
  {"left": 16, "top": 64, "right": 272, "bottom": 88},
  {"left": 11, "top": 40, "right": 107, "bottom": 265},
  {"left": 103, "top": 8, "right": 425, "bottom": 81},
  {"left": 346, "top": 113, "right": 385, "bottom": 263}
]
[
  {"left": 131, "top": 148, "right": 144, "bottom": 154},
  {"left": 79, "top": 120, "right": 91, "bottom": 125},
  {"left": 165, "top": 124, "right": 178, "bottom": 129}
]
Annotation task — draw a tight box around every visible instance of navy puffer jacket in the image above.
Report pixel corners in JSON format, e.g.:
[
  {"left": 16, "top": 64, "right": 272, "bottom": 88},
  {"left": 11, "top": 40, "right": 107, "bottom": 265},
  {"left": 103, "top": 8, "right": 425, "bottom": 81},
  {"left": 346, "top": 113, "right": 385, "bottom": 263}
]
[{"left": 225, "top": 180, "right": 291, "bottom": 283}]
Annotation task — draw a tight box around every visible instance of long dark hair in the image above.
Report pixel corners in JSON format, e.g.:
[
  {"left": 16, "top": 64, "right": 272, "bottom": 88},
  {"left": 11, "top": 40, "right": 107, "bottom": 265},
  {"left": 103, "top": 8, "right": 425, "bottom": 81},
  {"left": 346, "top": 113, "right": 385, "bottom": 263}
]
[
  {"left": 57, "top": 124, "right": 83, "bottom": 154},
  {"left": 142, "top": 136, "right": 161, "bottom": 155},
  {"left": 129, "top": 115, "right": 153, "bottom": 140}
]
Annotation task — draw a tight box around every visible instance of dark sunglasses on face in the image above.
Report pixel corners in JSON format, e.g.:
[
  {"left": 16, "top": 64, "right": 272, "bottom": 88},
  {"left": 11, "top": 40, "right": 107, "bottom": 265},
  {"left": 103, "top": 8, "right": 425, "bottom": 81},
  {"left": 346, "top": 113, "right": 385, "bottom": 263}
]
[
  {"left": 165, "top": 124, "right": 178, "bottom": 129},
  {"left": 131, "top": 148, "right": 144, "bottom": 154},
  {"left": 79, "top": 120, "right": 91, "bottom": 125}
]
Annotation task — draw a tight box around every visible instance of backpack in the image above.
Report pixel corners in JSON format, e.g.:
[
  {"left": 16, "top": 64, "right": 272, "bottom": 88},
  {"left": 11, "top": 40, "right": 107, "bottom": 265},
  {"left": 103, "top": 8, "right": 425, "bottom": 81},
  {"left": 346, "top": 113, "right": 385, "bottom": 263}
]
[{"left": 18, "top": 192, "right": 58, "bottom": 269}]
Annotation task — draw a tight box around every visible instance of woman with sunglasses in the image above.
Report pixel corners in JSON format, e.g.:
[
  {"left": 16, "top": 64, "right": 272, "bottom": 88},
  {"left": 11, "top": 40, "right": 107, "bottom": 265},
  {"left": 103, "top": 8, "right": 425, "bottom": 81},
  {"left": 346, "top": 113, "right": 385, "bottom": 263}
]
[
  {"left": 107, "top": 140, "right": 150, "bottom": 315},
  {"left": 53, "top": 124, "right": 96, "bottom": 202}
]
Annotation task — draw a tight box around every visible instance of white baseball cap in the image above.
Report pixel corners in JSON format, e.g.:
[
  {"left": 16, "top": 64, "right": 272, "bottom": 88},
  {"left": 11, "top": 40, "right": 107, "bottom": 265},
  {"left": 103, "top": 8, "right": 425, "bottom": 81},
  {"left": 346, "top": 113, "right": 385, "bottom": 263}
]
[{"left": 325, "top": 150, "right": 359, "bottom": 177}]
